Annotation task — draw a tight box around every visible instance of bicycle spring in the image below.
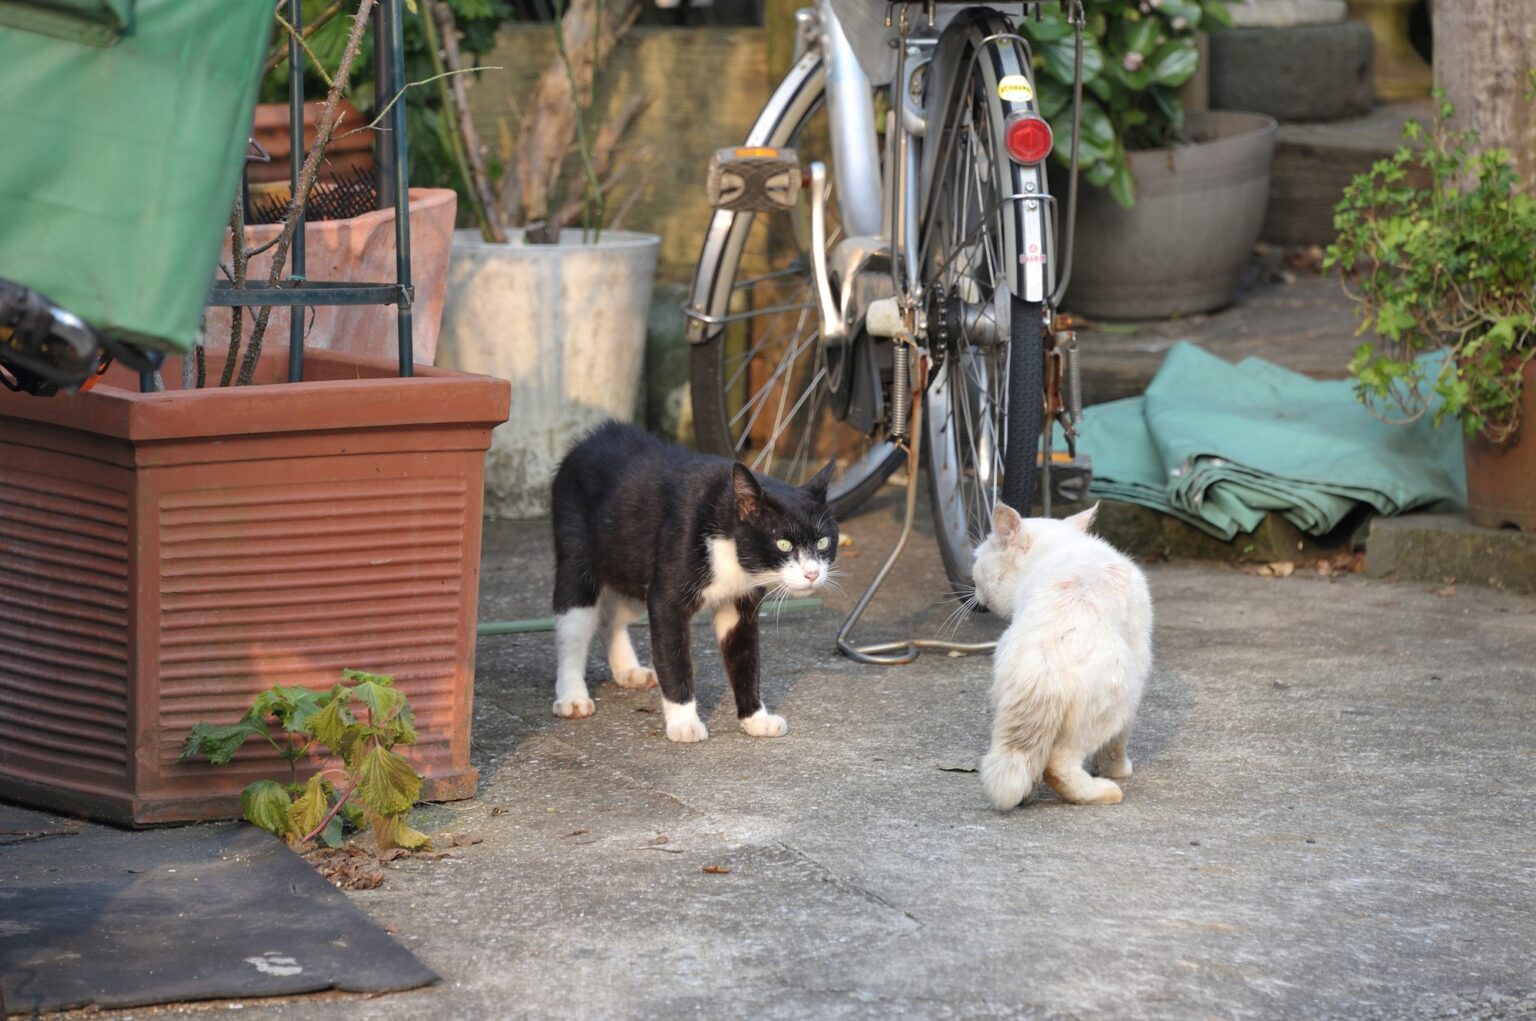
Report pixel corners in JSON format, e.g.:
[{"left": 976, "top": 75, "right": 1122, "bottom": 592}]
[
  {"left": 890, "top": 342, "right": 911, "bottom": 442},
  {"left": 1065, "top": 332, "right": 1082, "bottom": 424}
]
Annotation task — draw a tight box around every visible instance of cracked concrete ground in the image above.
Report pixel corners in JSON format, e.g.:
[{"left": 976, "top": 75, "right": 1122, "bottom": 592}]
[{"left": 67, "top": 486, "right": 1536, "bottom": 1020}]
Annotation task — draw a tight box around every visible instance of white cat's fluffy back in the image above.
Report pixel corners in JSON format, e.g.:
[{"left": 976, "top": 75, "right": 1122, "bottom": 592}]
[{"left": 971, "top": 503, "right": 1152, "bottom": 810}]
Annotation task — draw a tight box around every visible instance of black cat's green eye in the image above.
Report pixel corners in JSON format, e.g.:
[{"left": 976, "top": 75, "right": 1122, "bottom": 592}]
[
  {"left": 776, "top": 538, "right": 793, "bottom": 552},
  {"left": 816, "top": 536, "right": 830, "bottom": 551}
]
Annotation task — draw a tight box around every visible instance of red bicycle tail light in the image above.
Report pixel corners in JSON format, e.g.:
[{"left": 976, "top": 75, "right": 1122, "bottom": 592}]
[{"left": 1004, "top": 115, "right": 1053, "bottom": 166}]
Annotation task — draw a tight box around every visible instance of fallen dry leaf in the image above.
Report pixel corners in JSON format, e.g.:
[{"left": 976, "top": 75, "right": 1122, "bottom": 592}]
[
  {"left": 838, "top": 533, "right": 854, "bottom": 548},
  {"left": 702, "top": 865, "right": 732, "bottom": 875},
  {"left": 1258, "top": 561, "right": 1296, "bottom": 578},
  {"left": 451, "top": 833, "right": 483, "bottom": 847},
  {"left": 649, "top": 835, "right": 669, "bottom": 845},
  {"left": 1435, "top": 585, "right": 1457, "bottom": 598},
  {"left": 489, "top": 806, "right": 506, "bottom": 817},
  {"left": 1442, "top": 575, "right": 1457, "bottom": 585},
  {"left": 377, "top": 848, "right": 409, "bottom": 862}
]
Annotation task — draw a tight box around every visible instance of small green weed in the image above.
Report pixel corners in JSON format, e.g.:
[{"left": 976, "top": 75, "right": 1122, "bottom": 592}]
[{"left": 181, "top": 669, "right": 430, "bottom": 851}]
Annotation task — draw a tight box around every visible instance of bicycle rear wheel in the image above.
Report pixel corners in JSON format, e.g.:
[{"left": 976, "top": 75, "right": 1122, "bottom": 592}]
[
  {"left": 923, "top": 17, "right": 1045, "bottom": 589},
  {"left": 687, "top": 56, "right": 903, "bottom": 517}
]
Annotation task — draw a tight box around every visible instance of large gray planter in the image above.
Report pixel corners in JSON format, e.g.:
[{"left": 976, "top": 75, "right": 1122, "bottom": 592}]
[
  {"left": 435, "top": 229, "right": 660, "bottom": 519},
  {"left": 1064, "top": 111, "right": 1278, "bottom": 320}
]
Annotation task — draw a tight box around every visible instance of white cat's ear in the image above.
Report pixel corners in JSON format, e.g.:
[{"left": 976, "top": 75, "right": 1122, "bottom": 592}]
[
  {"left": 1064, "top": 502, "right": 1100, "bottom": 533},
  {"left": 991, "top": 502, "right": 1023, "bottom": 540},
  {"left": 802, "top": 459, "right": 836, "bottom": 503},
  {"left": 731, "top": 463, "right": 764, "bottom": 520}
]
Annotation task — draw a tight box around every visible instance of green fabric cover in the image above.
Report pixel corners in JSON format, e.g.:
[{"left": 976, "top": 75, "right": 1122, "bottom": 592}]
[
  {"left": 0, "top": 0, "right": 273, "bottom": 352},
  {"left": 0, "top": 1, "right": 133, "bottom": 46},
  {"left": 1076, "top": 342, "right": 1466, "bottom": 539}
]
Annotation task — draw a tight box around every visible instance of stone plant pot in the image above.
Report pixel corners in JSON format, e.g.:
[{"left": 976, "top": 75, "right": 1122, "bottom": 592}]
[
  {"left": 0, "top": 349, "right": 510, "bottom": 825},
  {"left": 436, "top": 229, "right": 661, "bottom": 519},
  {"left": 1064, "top": 111, "right": 1278, "bottom": 320},
  {"left": 207, "top": 188, "right": 457, "bottom": 368},
  {"left": 1463, "top": 360, "right": 1536, "bottom": 532}
]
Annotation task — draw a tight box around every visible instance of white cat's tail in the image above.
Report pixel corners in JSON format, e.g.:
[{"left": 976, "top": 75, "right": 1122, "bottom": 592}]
[{"left": 980, "top": 682, "right": 1066, "bottom": 811}]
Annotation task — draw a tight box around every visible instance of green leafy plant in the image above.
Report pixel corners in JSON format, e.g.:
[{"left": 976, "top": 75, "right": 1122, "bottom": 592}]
[
  {"left": 181, "top": 670, "right": 430, "bottom": 851},
  {"left": 1022, "top": 0, "right": 1234, "bottom": 206},
  {"left": 1325, "top": 95, "right": 1536, "bottom": 442}
]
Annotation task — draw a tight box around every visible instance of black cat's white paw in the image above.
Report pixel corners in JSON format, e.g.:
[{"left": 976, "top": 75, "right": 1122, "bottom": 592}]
[
  {"left": 553, "top": 696, "right": 595, "bottom": 719},
  {"left": 614, "top": 666, "right": 658, "bottom": 690},
  {"left": 662, "top": 699, "right": 709, "bottom": 743},
  {"left": 739, "top": 708, "right": 788, "bottom": 738}
]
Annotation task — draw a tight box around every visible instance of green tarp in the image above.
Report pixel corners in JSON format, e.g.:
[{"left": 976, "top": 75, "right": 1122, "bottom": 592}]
[
  {"left": 1075, "top": 342, "right": 1466, "bottom": 539},
  {"left": 0, "top": 0, "right": 273, "bottom": 352}
]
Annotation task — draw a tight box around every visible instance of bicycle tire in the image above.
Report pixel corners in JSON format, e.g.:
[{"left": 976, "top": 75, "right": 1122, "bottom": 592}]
[
  {"left": 687, "top": 54, "right": 903, "bottom": 519},
  {"left": 922, "top": 14, "right": 1045, "bottom": 589}
]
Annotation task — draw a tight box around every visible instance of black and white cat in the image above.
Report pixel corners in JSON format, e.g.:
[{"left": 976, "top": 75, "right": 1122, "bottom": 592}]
[{"left": 549, "top": 422, "right": 838, "bottom": 742}]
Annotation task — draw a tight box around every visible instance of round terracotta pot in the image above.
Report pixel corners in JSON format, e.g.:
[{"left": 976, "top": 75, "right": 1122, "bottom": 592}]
[
  {"left": 1464, "top": 359, "right": 1536, "bottom": 532},
  {"left": 207, "top": 187, "right": 458, "bottom": 367},
  {"left": 1062, "top": 111, "right": 1278, "bottom": 320},
  {"left": 249, "top": 99, "right": 374, "bottom": 184}
]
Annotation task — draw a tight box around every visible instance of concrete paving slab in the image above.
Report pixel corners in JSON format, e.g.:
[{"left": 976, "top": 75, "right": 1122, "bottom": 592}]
[{"left": 52, "top": 489, "right": 1536, "bottom": 1021}]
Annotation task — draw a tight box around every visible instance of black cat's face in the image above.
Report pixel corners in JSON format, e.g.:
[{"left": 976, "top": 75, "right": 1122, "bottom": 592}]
[{"left": 731, "top": 462, "right": 839, "bottom": 597}]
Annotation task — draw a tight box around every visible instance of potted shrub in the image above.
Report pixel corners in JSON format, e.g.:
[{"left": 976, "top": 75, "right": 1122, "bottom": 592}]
[
  {"left": 213, "top": 1, "right": 514, "bottom": 366},
  {"left": 0, "top": 0, "right": 511, "bottom": 825},
  {"left": 1025, "top": 0, "right": 1277, "bottom": 319},
  {"left": 1327, "top": 97, "right": 1536, "bottom": 532},
  {"left": 425, "top": 0, "right": 659, "bottom": 518}
]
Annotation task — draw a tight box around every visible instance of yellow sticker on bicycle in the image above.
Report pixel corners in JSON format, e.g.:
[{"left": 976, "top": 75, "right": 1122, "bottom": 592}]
[{"left": 998, "top": 74, "right": 1034, "bottom": 103}]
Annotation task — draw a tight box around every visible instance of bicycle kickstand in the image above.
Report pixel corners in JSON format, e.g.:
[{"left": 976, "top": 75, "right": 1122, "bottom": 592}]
[{"left": 834, "top": 347, "right": 998, "bottom": 665}]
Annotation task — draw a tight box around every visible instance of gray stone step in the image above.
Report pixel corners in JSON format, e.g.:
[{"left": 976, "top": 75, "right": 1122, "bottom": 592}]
[{"left": 1263, "top": 99, "right": 1434, "bottom": 245}]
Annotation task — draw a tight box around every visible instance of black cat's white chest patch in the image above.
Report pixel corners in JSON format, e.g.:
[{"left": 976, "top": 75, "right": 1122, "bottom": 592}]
[{"left": 699, "top": 537, "right": 774, "bottom": 607}]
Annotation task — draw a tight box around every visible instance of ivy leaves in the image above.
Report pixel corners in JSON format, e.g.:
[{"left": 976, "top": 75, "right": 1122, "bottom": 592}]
[
  {"left": 1326, "top": 97, "right": 1536, "bottom": 441},
  {"left": 182, "top": 670, "right": 430, "bottom": 852},
  {"left": 1022, "top": 0, "right": 1234, "bottom": 207}
]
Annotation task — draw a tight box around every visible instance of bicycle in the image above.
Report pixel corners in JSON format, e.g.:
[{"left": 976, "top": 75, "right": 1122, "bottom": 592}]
[{"left": 684, "top": 0, "right": 1090, "bottom": 661}]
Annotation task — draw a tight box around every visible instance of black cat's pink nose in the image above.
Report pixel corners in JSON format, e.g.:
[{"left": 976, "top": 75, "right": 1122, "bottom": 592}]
[{"left": 803, "top": 566, "right": 821, "bottom": 582}]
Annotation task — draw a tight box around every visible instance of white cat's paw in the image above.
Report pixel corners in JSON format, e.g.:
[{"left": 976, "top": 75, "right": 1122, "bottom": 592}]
[
  {"left": 1096, "top": 755, "right": 1133, "bottom": 780},
  {"left": 1086, "top": 779, "right": 1123, "bottom": 805},
  {"left": 662, "top": 699, "right": 709, "bottom": 743},
  {"left": 614, "top": 666, "right": 658, "bottom": 690},
  {"left": 740, "top": 709, "right": 788, "bottom": 738},
  {"left": 552, "top": 697, "right": 596, "bottom": 719},
  {"left": 666, "top": 718, "right": 709, "bottom": 743}
]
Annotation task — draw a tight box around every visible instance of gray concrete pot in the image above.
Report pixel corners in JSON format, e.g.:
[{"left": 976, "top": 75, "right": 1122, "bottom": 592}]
[
  {"left": 1064, "top": 111, "right": 1278, "bottom": 320},
  {"left": 435, "top": 229, "right": 660, "bottom": 519}
]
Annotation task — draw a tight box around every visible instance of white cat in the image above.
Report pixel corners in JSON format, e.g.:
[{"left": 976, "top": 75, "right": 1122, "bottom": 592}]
[{"left": 971, "top": 503, "right": 1152, "bottom": 810}]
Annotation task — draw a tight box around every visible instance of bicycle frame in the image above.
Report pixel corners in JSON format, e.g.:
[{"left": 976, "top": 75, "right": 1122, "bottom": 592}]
[
  {"left": 686, "top": 1, "right": 1082, "bottom": 349},
  {"left": 684, "top": 1, "right": 1086, "bottom": 664}
]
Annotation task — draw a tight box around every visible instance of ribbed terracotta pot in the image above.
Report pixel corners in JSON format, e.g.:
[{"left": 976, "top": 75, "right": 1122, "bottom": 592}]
[
  {"left": 0, "top": 350, "right": 510, "bottom": 825},
  {"left": 249, "top": 100, "right": 374, "bottom": 184},
  {"left": 1464, "top": 360, "right": 1536, "bottom": 532},
  {"left": 1063, "top": 111, "right": 1278, "bottom": 320}
]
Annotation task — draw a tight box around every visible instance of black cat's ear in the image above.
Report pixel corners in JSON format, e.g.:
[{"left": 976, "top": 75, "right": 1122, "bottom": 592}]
[
  {"left": 802, "top": 460, "right": 836, "bottom": 503},
  {"left": 731, "top": 463, "right": 764, "bottom": 520}
]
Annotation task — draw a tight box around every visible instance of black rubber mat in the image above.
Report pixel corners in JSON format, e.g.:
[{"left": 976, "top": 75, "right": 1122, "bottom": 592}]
[{"left": 0, "top": 804, "right": 436, "bottom": 1013}]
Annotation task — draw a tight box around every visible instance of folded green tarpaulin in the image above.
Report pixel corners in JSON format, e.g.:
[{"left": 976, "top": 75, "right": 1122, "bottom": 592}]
[
  {"left": 0, "top": 0, "right": 273, "bottom": 352},
  {"left": 1075, "top": 342, "right": 1466, "bottom": 539}
]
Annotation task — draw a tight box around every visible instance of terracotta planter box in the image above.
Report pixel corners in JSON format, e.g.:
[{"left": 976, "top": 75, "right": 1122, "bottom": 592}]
[{"left": 0, "top": 350, "right": 510, "bottom": 825}]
